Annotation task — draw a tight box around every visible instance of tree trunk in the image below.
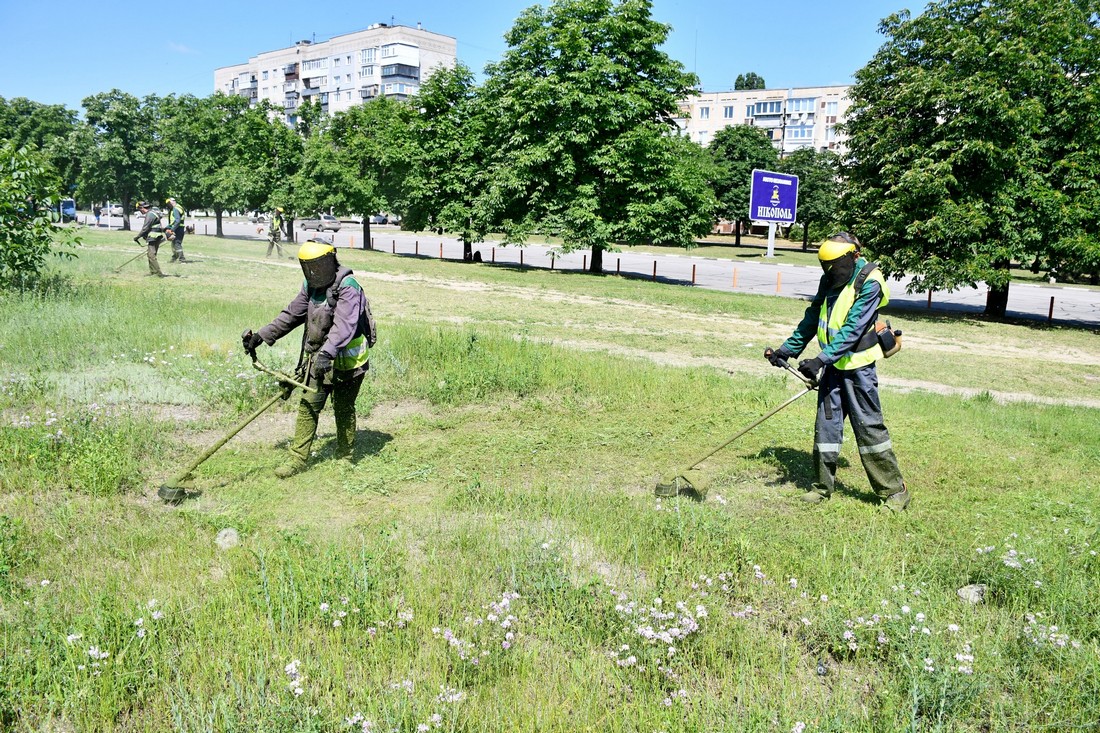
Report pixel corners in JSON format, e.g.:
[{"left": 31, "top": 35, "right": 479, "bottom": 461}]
[
  {"left": 802, "top": 222, "right": 810, "bottom": 251},
  {"left": 215, "top": 210, "right": 223, "bottom": 238},
  {"left": 734, "top": 219, "right": 742, "bottom": 246},
  {"left": 590, "top": 245, "right": 603, "bottom": 273},
  {"left": 362, "top": 220, "right": 371, "bottom": 250},
  {"left": 463, "top": 240, "right": 473, "bottom": 261},
  {"left": 984, "top": 260, "right": 1011, "bottom": 318}
]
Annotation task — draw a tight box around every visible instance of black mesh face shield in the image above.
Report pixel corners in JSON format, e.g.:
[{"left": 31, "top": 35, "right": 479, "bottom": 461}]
[{"left": 300, "top": 251, "right": 337, "bottom": 290}]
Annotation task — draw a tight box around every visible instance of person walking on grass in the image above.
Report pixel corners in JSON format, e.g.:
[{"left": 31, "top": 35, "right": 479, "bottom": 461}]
[
  {"left": 267, "top": 207, "right": 287, "bottom": 258},
  {"left": 133, "top": 201, "right": 167, "bottom": 278},
  {"left": 166, "top": 197, "right": 188, "bottom": 262},
  {"left": 242, "top": 239, "right": 377, "bottom": 478},
  {"left": 764, "top": 231, "right": 910, "bottom": 512}
]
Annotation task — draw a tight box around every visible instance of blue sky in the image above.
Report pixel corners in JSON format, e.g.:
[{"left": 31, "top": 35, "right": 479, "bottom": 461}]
[{"left": 0, "top": 0, "right": 913, "bottom": 112}]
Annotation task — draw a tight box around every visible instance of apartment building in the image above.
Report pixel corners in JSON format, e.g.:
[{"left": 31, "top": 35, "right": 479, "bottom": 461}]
[
  {"left": 676, "top": 85, "right": 852, "bottom": 155},
  {"left": 214, "top": 23, "right": 457, "bottom": 125}
]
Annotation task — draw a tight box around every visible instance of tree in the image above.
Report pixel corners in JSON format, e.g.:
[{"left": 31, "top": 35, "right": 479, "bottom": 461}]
[
  {"left": 0, "top": 142, "right": 79, "bottom": 288},
  {"left": 402, "top": 64, "right": 489, "bottom": 260},
  {"left": 778, "top": 147, "right": 840, "bottom": 250},
  {"left": 734, "top": 72, "right": 766, "bottom": 90},
  {"left": 841, "top": 0, "right": 1100, "bottom": 316},
  {"left": 479, "top": 0, "right": 709, "bottom": 272},
  {"left": 71, "top": 90, "right": 157, "bottom": 230},
  {"left": 707, "top": 124, "right": 778, "bottom": 245},
  {"left": 0, "top": 97, "right": 80, "bottom": 194}
]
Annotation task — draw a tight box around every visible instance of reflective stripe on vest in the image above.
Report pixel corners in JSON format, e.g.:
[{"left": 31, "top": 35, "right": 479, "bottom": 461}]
[{"left": 817, "top": 268, "right": 890, "bottom": 370}]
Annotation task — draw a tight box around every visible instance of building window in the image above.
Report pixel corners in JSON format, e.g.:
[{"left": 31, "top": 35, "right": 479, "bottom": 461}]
[
  {"left": 262, "top": 71, "right": 269, "bottom": 81},
  {"left": 334, "top": 57, "right": 341, "bottom": 66},
  {"left": 786, "top": 126, "right": 814, "bottom": 140},
  {"left": 698, "top": 106, "right": 710, "bottom": 120},
  {"left": 826, "top": 126, "right": 836, "bottom": 142},
  {"left": 754, "top": 100, "right": 782, "bottom": 115},
  {"left": 746, "top": 105, "right": 754, "bottom": 118},
  {"left": 723, "top": 105, "right": 734, "bottom": 119},
  {"left": 789, "top": 98, "right": 815, "bottom": 113},
  {"left": 381, "top": 45, "right": 397, "bottom": 58},
  {"left": 302, "top": 58, "right": 328, "bottom": 71},
  {"left": 826, "top": 101, "right": 838, "bottom": 116},
  {"left": 361, "top": 48, "right": 377, "bottom": 63}
]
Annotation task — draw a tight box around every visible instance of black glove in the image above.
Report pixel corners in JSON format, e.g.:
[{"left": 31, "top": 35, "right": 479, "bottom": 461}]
[
  {"left": 765, "top": 347, "right": 791, "bottom": 368},
  {"left": 798, "top": 357, "right": 824, "bottom": 382},
  {"left": 241, "top": 329, "right": 264, "bottom": 355},
  {"left": 311, "top": 352, "right": 333, "bottom": 382},
  {"left": 133, "top": 235, "right": 141, "bottom": 243}
]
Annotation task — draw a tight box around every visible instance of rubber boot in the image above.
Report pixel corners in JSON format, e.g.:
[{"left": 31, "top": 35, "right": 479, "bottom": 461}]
[
  {"left": 880, "top": 485, "right": 911, "bottom": 513},
  {"left": 800, "top": 483, "right": 831, "bottom": 504},
  {"left": 274, "top": 455, "right": 307, "bottom": 479}
]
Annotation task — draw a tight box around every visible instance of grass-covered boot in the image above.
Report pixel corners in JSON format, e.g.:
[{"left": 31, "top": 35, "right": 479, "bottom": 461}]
[
  {"left": 880, "top": 486, "right": 911, "bottom": 513},
  {"left": 274, "top": 456, "right": 307, "bottom": 479},
  {"left": 800, "top": 484, "right": 831, "bottom": 504}
]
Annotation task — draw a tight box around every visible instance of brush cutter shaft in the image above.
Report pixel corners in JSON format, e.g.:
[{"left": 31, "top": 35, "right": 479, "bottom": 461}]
[
  {"left": 251, "top": 358, "right": 317, "bottom": 393},
  {"left": 164, "top": 391, "right": 285, "bottom": 486},
  {"left": 113, "top": 250, "right": 147, "bottom": 273},
  {"left": 687, "top": 386, "right": 814, "bottom": 470}
]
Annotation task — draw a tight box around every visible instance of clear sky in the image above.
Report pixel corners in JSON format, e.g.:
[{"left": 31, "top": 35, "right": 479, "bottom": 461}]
[{"left": 0, "top": 0, "right": 913, "bottom": 113}]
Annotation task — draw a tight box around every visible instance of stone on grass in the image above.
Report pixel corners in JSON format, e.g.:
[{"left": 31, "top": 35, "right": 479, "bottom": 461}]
[{"left": 957, "top": 583, "right": 987, "bottom": 604}]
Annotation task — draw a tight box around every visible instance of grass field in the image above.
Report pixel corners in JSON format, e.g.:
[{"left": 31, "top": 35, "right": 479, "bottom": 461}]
[{"left": 1, "top": 229, "right": 1098, "bottom": 731}]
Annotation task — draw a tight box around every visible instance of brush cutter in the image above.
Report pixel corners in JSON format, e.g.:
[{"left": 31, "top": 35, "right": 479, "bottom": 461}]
[
  {"left": 654, "top": 358, "right": 817, "bottom": 500},
  {"left": 156, "top": 350, "right": 317, "bottom": 504},
  {"left": 113, "top": 248, "right": 148, "bottom": 273}
]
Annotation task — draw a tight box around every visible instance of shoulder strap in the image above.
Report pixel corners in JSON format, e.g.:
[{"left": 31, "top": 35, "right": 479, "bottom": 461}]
[{"left": 853, "top": 262, "right": 878, "bottom": 293}]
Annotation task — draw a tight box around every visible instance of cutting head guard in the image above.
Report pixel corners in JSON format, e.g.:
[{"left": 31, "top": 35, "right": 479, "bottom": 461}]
[{"left": 298, "top": 238, "right": 338, "bottom": 290}]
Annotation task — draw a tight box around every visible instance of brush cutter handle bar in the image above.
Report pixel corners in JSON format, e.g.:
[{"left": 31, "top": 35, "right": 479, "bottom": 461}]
[
  {"left": 687, "top": 385, "right": 815, "bottom": 470},
  {"left": 252, "top": 358, "right": 317, "bottom": 393},
  {"left": 781, "top": 358, "right": 818, "bottom": 389}
]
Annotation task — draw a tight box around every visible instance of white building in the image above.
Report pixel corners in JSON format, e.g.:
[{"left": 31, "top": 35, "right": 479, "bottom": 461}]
[
  {"left": 676, "top": 85, "right": 852, "bottom": 155},
  {"left": 214, "top": 23, "right": 457, "bottom": 125}
]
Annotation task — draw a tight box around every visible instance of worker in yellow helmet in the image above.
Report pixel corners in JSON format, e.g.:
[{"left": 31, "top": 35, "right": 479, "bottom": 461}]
[
  {"left": 242, "top": 238, "right": 378, "bottom": 477},
  {"left": 764, "top": 232, "right": 909, "bottom": 512}
]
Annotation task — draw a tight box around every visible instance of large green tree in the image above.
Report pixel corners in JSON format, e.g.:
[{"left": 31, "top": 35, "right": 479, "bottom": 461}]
[
  {"left": 71, "top": 90, "right": 157, "bottom": 230},
  {"left": 0, "top": 97, "right": 80, "bottom": 193},
  {"left": 479, "top": 0, "right": 710, "bottom": 272},
  {"left": 402, "top": 64, "right": 490, "bottom": 261},
  {"left": 779, "top": 147, "right": 840, "bottom": 250},
  {"left": 841, "top": 0, "right": 1100, "bottom": 316},
  {"left": 707, "top": 124, "right": 778, "bottom": 245}
]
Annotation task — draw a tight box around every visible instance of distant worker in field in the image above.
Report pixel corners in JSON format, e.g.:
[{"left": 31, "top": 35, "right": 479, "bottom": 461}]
[
  {"left": 242, "top": 239, "right": 377, "bottom": 478},
  {"left": 764, "top": 231, "right": 909, "bottom": 512},
  {"left": 165, "top": 197, "right": 188, "bottom": 262},
  {"left": 133, "top": 201, "right": 167, "bottom": 278},
  {"left": 267, "top": 207, "right": 287, "bottom": 258},
  {"left": 93, "top": 204, "right": 102, "bottom": 227}
]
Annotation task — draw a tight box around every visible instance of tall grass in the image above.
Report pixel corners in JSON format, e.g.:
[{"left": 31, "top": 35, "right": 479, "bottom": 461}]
[{"left": 0, "top": 234, "right": 1096, "bottom": 730}]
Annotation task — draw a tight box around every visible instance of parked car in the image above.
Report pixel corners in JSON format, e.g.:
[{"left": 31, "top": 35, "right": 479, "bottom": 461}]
[
  {"left": 248, "top": 211, "right": 269, "bottom": 223},
  {"left": 300, "top": 213, "right": 342, "bottom": 232},
  {"left": 60, "top": 198, "right": 77, "bottom": 222},
  {"left": 100, "top": 204, "right": 124, "bottom": 216},
  {"left": 369, "top": 214, "right": 389, "bottom": 225}
]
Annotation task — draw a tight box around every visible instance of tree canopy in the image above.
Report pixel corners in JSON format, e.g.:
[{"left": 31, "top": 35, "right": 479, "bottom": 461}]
[
  {"left": 734, "top": 72, "right": 766, "bottom": 90},
  {"left": 707, "top": 124, "right": 778, "bottom": 244},
  {"left": 841, "top": 0, "right": 1100, "bottom": 315},
  {"left": 479, "top": 0, "right": 713, "bottom": 271}
]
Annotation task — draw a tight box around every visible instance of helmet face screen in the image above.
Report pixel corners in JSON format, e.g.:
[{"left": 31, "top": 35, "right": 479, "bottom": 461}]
[{"left": 301, "top": 252, "right": 337, "bottom": 290}]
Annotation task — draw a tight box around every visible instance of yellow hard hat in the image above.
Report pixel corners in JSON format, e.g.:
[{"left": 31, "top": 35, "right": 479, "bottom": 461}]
[
  {"left": 298, "top": 239, "right": 335, "bottom": 261},
  {"left": 818, "top": 232, "right": 858, "bottom": 262}
]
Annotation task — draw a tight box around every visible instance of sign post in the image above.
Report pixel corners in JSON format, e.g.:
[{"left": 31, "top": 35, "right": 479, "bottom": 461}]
[{"left": 749, "top": 169, "right": 799, "bottom": 258}]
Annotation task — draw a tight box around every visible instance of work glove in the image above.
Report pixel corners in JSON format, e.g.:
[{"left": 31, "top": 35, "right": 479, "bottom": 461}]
[
  {"left": 765, "top": 347, "right": 792, "bottom": 368},
  {"left": 798, "top": 357, "right": 824, "bottom": 383},
  {"left": 311, "top": 352, "right": 333, "bottom": 382},
  {"left": 241, "top": 329, "right": 264, "bottom": 356},
  {"left": 133, "top": 235, "right": 141, "bottom": 243}
]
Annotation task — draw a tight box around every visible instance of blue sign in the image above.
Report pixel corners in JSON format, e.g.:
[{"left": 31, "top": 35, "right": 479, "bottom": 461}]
[{"left": 749, "top": 169, "right": 799, "bottom": 224}]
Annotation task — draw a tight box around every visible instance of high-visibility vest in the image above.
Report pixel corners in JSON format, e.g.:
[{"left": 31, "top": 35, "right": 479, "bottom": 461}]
[{"left": 817, "top": 265, "right": 890, "bottom": 370}]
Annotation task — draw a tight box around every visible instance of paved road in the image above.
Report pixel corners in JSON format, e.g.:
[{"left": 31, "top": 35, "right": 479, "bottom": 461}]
[{"left": 86, "top": 213, "right": 1100, "bottom": 328}]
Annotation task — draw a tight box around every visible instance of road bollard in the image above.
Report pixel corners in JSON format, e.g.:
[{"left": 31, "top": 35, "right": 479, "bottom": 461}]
[
  {"left": 776, "top": 272, "right": 782, "bottom": 293},
  {"left": 1048, "top": 296, "right": 1055, "bottom": 323},
  {"left": 652, "top": 261, "right": 657, "bottom": 281},
  {"left": 520, "top": 250, "right": 524, "bottom": 266},
  {"left": 583, "top": 254, "right": 587, "bottom": 271},
  {"left": 439, "top": 242, "right": 443, "bottom": 259},
  {"left": 927, "top": 290, "right": 932, "bottom": 308},
  {"left": 732, "top": 267, "right": 738, "bottom": 288},
  {"left": 617, "top": 258, "right": 621, "bottom": 274},
  {"left": 415, "top": 241, "right": 419, "bottom": 255},
  {"left": 551, "top": 253, "right": 555, "bottom": 270},
  {"left": 692, "top": 264, "right": 696, "bottom": 284},
  {"left": 392, "top": 240, "right": 395, "bottom": 253},
  {"left": 492, "top": 247, "right": 496, "bottom": 263}
]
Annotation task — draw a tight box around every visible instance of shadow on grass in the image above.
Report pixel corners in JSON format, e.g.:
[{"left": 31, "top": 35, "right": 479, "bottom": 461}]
[{"left": 753, "top": 446, "right": 880, "bottom": 507}]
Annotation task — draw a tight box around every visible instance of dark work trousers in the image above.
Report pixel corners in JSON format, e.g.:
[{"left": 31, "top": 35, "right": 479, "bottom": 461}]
[
  {"left": 812, "top": 363, "right": 905, "bottom": 498},
  {"left": 170, "top": 226, "right": 186, "bottom": 260},
  {"left": 146, "top": 237, "right": 164, "bottom": 276},
  {"left": 289, "top": 370, "right": 364, "bottom": 463}
]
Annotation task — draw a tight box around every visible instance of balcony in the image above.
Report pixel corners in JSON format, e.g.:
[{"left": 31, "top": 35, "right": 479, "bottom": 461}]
[
  {"left": 380, "top": 63, "right": 420, "bottom": 83},
  {"left": 283, "top": 63, "right": 299, "bottom": 81},
  {"left": 359, "top": 85, "right": 380, "bottom": 100},
  {"left": 300, "top": 86, "right": 321, "bottom": 97}
]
